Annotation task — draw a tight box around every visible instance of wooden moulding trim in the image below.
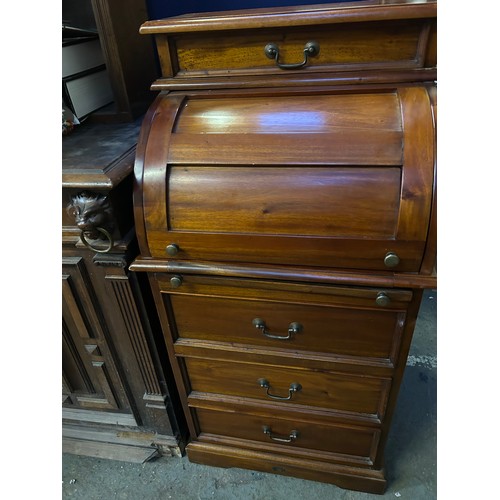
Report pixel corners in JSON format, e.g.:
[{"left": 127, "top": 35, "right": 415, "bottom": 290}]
[
  {"left": 396, "top": 86, "right": 434, "bottom": 245},
  {"left": 133, "top": 93, "right": 166, "bottom": 259},
  {"left": 141, "top": 94, "right": 186, "bottom": 258},
  {"left": 173, "top": 338, "right": 394, "bottom": 374},
  {"left": 146, "top": 274, "right": 200, "bottom": 440},
  {"left": 135, "top": 93, "right": 184, "bottom": 258},
  {"left": 62, "top": 146, "right": 136, "bottom": 190},
  {"left": 62, "top": 424, "right": 180, "bottom": 449},
  {"left": 62, "top": 407, "right": 137, "bottom": 427},
  {"left": 187, "top": 392, "right": 382, "bottom": 427},
  {"left": 186, "top": 441, "right": 387, "bottom": 494},
  {"left": 371, "top": 288, "right": 424, "bottom": 469},
  {"left": 196, "top": 432, "right": 376, "bottom": 468},
  {"left": 167, "top": 130, "right": 402, "bottom": 166},
  {"left": 155, "top": 35, "right": 174, "bottom": 78},
  {"left": 140, "top": 1, "right": 436, "bottom": 34},
  {"left": 62, "top": 438, "right": 159, "bottom": 463},
  {"left": 129, "top": 258, "right": 437, "bottom": 289},
  {"left": 146, "top": 233, "right": 424, "bottom": 273},
  {"left": 157, "top": 272, "right": 413, "bottom": 303},
  {"left": 419, "top": 84, "right": 437, "bottom": 276},
  {"left": 105, "top": 276, "right": 162, "bottom": 396},
  {"left": 149, "top": 70, "right": 438, "bottom": 92}
]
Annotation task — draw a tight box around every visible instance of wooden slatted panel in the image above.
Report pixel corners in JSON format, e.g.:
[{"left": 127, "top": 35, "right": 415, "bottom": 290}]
[
  {"left": 174, "top": 93, "right": 402, "bottom": 134},
  {"left": 168, "top": 166, "right": 401, "bottom": 238},
  {"left": 168, "top": 131, "right": 402, "bottom": 165}
]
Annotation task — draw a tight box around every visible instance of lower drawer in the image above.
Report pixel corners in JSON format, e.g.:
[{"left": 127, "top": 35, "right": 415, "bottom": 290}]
[
  {"left": 195, "top": 407, "right": 380, "bottom": 465},
  {"left": 184, "top": 357, "right": 390, "bottom": 420}
]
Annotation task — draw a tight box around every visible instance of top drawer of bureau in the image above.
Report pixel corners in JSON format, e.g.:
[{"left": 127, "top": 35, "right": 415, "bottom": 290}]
[
  {"left": 135, "top": 86, "right": 435, "bottom": 272},
  {"left": 140, "top": 1, "right": 436, "bottom": 88}
]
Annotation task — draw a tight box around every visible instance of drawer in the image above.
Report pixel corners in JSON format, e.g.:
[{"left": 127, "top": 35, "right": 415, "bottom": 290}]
[
  {"left": 167, "top": 290, "right": 406, "bottom": 365},
  {"left": 195, "top": 406, "right": 380, "bottom": 465},
  {"left": 138, "top": 88, "right": 435, "bottom": 272},
  {"left": 140, "top": 2, "right": 436, "bottom": 84},
  {"left": 183, "top": 357, "right": 390, "bottom": 420}
]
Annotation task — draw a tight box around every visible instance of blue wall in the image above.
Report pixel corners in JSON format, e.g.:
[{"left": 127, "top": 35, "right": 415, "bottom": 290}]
[{"left": 146, "top": 1, "right": 358, "bottom": 20}]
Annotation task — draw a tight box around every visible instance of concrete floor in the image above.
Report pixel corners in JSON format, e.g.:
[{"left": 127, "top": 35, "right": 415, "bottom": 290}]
[{"left": 62, "top": 289, "right": 437, "bottom": 500}]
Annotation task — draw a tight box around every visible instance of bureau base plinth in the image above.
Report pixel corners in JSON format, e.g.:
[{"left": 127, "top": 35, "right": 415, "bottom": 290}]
[{"left": 186, "top": 441, "right": 387, "bottom": 494}]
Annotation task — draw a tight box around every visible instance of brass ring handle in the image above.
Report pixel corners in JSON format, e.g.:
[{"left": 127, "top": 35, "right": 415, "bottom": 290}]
[
  {"left": 252, "top": 318, "right": 302, "bottom": 340},
  {"left": 79, "top": 227, "right": 114, "bottom": 253},
  {"left": 264, "top": 41, "right": 320, "bottom": 70},
  {"left": 262, "top": 425, "right": 299, "bottom": 443},
  {"left": 258, "top": 378, "right": 302, "bottom": 400}
]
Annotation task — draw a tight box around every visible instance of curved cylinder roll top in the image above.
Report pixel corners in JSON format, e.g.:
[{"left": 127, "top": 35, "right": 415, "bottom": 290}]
[{"left": 134, "top": 85, "right": 436, "bottom": 273}]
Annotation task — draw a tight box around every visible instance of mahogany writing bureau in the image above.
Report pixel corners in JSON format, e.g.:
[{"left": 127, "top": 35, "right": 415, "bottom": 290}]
[{"left": 131, "top": 0, "right": 437, "bottom": 493}]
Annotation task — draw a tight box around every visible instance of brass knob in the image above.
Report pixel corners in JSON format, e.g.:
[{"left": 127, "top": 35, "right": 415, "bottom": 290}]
[
  {"left": 166, "top": 243, "right": 179, "bottom": 256},
  {"left": 170, "top": 275, "right": 183, "bottom": 288},
  {"left": 375, "top": 292, "right": 391, "bottom": 307},
  {"left": 384, "top": 252, "right": 400, "bottom": 268}
]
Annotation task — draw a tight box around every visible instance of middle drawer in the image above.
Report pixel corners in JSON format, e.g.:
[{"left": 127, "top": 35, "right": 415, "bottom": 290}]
[{"left": 184, "top": 357, "right": 391, "bottom": 421}]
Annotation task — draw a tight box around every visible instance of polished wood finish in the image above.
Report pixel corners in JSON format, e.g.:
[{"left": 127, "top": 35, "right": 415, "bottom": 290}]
[
  {"left": 184, "top": 357, "right": 390, "bottom": 418},
  {"left": 171, "top": 20, "right": 429, "bottom": 75},
  {"left": 141, "top": 0, "right": 436, "bottom": 90},
  {"left": 195, "top": 407, "right": 380, "bottom": 463},
  {"left": 133, "top": 0, "right": 437, "bottom": 493},
  {"left": 170, "top": 294, "right": 405, "bottom": 361},
  {"left": 168, "top": 166, "right": 401, "bottom": 236},
  {"left": 137, "top": 87, "right": 434, "bottom": 272}
]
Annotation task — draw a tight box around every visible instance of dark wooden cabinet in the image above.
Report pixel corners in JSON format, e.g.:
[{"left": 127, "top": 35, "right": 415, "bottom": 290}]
[
  {"left": 131, "top": 0, "right": 437, "bottom": 492},
  {"left": 62, "top": 121, "right": 186, "bottom": 461},
  {"left": 90, "top": 0, "right": 159, "bottom": 121},
  {"left": 63, "top": 0, "right": 159, "bottom": 121}
]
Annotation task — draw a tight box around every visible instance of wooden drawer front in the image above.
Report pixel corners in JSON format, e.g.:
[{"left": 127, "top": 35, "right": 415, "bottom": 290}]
[
  {"left": 171, "top": 294, "right": 404, "bottom": 362},
  {"left": 195, "top": 407, "right": 379, "bottom": 464},
  {"left": 184, "top": 357, "right": 390, "bottom": 419},
  {"left": 139, "top": 88, "right": 435, "bottom": 272},
  {"left": 171, "top": 19, "right": 431, "bottom": 78},
  {"left": 140, "top": 1, "right": 436, "bottom": 84},
  {"left": 158, "top": 274, "right": 413, "bottom": 311}
]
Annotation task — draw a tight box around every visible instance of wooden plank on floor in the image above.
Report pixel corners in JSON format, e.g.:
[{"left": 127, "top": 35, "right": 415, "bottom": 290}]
[{"left": 62, "top": 437, "right": 159, "bottom": 463}]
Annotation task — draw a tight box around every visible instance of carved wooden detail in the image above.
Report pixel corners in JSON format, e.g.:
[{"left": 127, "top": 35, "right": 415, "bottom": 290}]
[
  {"left": 67, "top": 190, "right": 116, "bottom": 251},
  {"left": 62, "top": 257, "right": 126, "bottom": 413},
  {"left": 106, "top": 274, "right": 163, "bottom": 400},
  {"left": 62, "top": 115, "right": 186, "bottom": 458}
]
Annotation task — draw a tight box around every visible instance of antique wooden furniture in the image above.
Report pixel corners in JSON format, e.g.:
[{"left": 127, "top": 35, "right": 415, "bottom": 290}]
[
  {"left": 63, "top": 0, "right": 159, "bottom": 121},
  {"left": 62, "top": 120, "right": 186, "bottom": 461},
  {"left": 131, "top": 0, "right": 437, "bottom": 492}
]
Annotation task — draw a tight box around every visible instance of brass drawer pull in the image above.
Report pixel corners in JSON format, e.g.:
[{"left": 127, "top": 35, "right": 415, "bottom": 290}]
[
  {"left": 264, "top": 41, "right": 320, "bottom": 70},
  {"left": 258, "top": 378, "right": 302, "bottom": 400},
  {"left": 262, "top": 425, "right": 299, "bottom": 443},
  {"left": 252, "top": 318, "right": 302, "bottom": 340}
]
